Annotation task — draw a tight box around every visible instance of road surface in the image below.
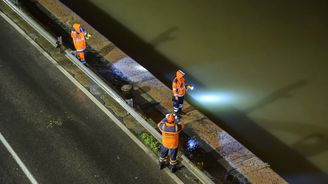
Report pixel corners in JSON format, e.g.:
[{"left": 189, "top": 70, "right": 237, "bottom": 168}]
[{"left": 0, "top": 16, "right": 173, "bottom": 184}]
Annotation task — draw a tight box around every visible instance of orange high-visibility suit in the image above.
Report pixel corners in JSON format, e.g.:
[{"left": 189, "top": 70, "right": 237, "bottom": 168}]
[
  {"left": 71, "top": 23, "right": 87, "bottom": 63},
  {"left": 172, "top": 70, "right": 187, "bottom": 114},
  {"left": 158, "top": 113, "right": 184, "bottom": 172},
  {"left": 172, "top": 70, "right": 186, "bottom": 97}
]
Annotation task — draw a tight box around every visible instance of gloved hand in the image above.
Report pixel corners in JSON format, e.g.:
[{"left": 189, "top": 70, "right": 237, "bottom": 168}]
[
  {"left": 85, "top": 33, "right": 92, "bottom": 39},
  {"left": 187, "top": 85, "right": 194, "bottom": 91},
  {"left": 173, "top": 114, "right": 181, "bottom": 123}
]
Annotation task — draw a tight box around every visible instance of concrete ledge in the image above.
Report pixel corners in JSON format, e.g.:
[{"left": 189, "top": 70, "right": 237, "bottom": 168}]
[
  {"left": 65, "top": 51, "right": 214, "bottom": 184},
  {"left": 0, "top": 2, "right": 201, "bottom": 183},
  {"left": 31, "top": 0, "right": 287, "bottom": 183}
]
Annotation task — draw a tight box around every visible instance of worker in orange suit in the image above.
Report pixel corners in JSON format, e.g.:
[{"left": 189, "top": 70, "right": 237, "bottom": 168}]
[
  {"left": 71, "top": 23, "right": 91, "bottom": 64},
  {"left": 158, "top": 113, "right": 184, "bottom": 173},
  {"left": 172, "top": 70, "right": 191, "bottom": 115}
]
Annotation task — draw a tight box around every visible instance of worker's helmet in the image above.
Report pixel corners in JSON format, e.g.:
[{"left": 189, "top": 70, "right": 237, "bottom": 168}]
[
  {"left": 166, "top": 113, "right": 175, "bottom": 123},
  {"left": 176, "top": 70, "right": 185, "bottom": 79},
  {"left": 73, "top": 23, "right": 80, "bottom": 32},
  {"left": 73, "top": 23, "right": 82, "bottom": 33}
]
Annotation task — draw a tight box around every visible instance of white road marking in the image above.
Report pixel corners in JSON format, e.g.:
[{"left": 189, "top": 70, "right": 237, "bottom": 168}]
[
  {"left": 0, "top": 132, "right": 38, "bottom": 184},
  {"left": 0, "top": 10, "right": 183, "bottom": 184},
  {"left": 0, "top": 11, "right": 39, "bottom": 184}
]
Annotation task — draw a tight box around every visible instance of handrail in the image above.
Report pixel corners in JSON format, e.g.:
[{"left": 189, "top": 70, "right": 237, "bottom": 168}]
[
  {"left": 65, "top": 51, "right": 215, "bottom": 184},
  {"left": 3, "top": 0, "right": 59, "bottom": 47}
]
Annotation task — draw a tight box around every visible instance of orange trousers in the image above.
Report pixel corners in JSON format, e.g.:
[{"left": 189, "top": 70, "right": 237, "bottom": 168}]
[{"left": 76, "top": 51, "right": 85, "bottom": 63}]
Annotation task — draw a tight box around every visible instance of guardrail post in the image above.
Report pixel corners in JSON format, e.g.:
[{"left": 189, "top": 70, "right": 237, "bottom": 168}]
[
  {"left": 121, "top": 84, "right": 133, "bottom": 107},
  {"left": 56, "top": 36, "right": 62, "bottom": 48}
]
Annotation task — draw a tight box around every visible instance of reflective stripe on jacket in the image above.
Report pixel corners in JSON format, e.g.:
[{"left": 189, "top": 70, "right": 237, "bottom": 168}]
[
  {"left": 172, "top": 77, "right": 186, "bottom": 97},
  {"left": 158, "top": 119, "right": 184, "bottom": 149},
  {"left": 71, "top": 31, "right": 86, "bottom": 51}
]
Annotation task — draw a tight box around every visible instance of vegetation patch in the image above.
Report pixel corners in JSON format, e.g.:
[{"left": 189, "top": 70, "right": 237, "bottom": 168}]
[{"left": 140, "top": 132, "right": 161, "bottom": 155}]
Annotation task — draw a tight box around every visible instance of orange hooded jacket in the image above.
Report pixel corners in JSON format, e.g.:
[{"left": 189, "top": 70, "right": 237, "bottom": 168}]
[
  {"left": 71, "top": 23, "right": 86, "bottom": 52},
  {"left": 172, "top": 70, "right": 187, "bottom": 97}
]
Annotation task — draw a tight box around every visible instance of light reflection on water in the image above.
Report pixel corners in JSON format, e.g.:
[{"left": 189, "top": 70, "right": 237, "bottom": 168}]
[
  {"left": 81, "top": 0, "right": 328, "bottom": 179},
  {"left": 189, "top": 90, "right": 236, "bottom": 107}
]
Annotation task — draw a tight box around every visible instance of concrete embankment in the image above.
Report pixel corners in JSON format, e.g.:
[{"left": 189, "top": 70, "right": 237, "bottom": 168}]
[
  {"left": 0, "top": 1, "right": 205, "bottom": 183},
  {"left": 12, "top": 0, "right": 287, "bottom": 183}
]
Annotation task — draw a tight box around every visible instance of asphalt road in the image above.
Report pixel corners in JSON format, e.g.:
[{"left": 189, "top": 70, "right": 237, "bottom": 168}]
[{"left": 0, "top": 16, "right": 173, "bottom": 184}]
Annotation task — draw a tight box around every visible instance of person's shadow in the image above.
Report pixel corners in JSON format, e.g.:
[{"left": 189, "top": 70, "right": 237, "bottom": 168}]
[
  {"left": 149, "top": 26, "right": 178, "bottom": 47},
  {"left": 244, "top": 80, "right": 308, "bottom": 113},
  {"left": 292, "top": 133, "right": 328, "bottom": 157}
]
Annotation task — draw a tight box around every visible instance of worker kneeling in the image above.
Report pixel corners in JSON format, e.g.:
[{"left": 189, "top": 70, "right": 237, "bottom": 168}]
[{"left": 158, "top": 113, "right": 184, "bottom": 173}]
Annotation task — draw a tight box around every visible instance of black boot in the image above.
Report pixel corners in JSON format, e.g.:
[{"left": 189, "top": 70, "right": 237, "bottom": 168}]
[
  {"left": 159, "top": 161, "right": 165, "bottom": 170},
  {"left": 177, "top": 109, "right": 185, "bottom": 116},
  {"left": 169, "top": 164, "right": 177, "bottom": 173}
]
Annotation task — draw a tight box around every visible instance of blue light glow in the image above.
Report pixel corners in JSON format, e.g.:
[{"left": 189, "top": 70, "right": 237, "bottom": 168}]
[
  {"left": 186, "top": 137, "right": 199, "bottom": 152},
  {"left": 135, "top": 65, "right": 148, "bottom": 72},
  {"left": 190, "top": 91, "right": 234, "bottom": 104},
  {"left": 198, "top": 94, "right": 223, "bottom": 102}
]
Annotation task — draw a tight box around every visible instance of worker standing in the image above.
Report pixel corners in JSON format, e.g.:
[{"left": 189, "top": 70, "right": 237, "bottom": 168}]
[
  {"left": 71, "top": 23, "right": 91, "bottom": 64},
  {"left": 172, "top": 70, "right": 192, "bottom": 115},
  {"left": 158, "top": 113, "right": 184, "bottom": 173}
]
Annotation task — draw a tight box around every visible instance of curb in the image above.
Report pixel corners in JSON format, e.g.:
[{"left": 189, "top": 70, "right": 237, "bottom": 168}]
[
  {"left": 65, "top": 50, "right": 215, "bottom": 184},
  {"left": 3, "top": 0, "right": 59, "bottom": 47},
  {"left": 0, "top": 1, "right": 214, "bottom": 183}
]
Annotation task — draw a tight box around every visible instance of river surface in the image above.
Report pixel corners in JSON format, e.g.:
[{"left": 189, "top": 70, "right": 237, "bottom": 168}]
[{"left": 61, "top": 0, "right": 328, "bottom": 183}]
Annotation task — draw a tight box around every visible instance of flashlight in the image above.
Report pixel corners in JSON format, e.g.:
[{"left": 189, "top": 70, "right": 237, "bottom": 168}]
[
  {"left": 86, "top": 33, "right": 92, "bottom": 39},
  {"left": 187, "top": 85, "right": 194, "bottom": 91}
]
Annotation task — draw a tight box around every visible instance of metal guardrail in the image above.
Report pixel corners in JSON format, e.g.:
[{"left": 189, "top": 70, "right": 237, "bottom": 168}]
[
  {"left": 3, "top": 0, "right": 59, "bottom": 47},
  {"left": 3, "top": 1, "right": 289, "bottom": 183},
  {"left": 65, "top": 52, "right": 215, "bottom": 184},
  {"left": 2, "top": 0, "right": 215, "bottom": 182}
]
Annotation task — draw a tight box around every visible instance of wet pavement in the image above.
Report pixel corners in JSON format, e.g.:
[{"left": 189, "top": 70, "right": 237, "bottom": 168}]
[
  {"left": 0, "top": 143, "right": 29, "bottom": 184},
  {"left": 0, "top": 15, "right": 174, "bottom": 184}
]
